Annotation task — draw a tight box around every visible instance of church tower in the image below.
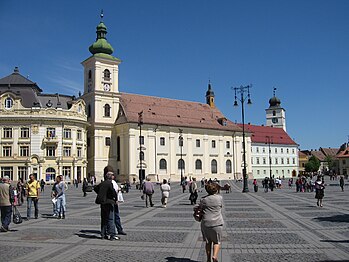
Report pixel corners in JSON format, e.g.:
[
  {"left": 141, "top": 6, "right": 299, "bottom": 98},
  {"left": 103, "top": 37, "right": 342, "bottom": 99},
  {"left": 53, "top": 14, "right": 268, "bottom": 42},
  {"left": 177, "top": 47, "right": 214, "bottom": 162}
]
[
  {"left": 266, "top": 88, "right": 286, "bottom": 131},
  {"left": 81, "top": 12, "right": 121, "bottom": 181},
  {"left": 206, "top": 81, "right": 215, "bottom": 108}
]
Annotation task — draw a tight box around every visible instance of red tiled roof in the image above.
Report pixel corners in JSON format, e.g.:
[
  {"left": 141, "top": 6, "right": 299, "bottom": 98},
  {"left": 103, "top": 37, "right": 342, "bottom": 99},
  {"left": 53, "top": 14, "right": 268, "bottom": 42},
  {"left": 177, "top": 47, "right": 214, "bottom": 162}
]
[
  {"left": 337, "top": 146, "right": 349, "bottom": 158},
  {"left": 237, "top": 124, "right": 297, "bottom": 145},
  {"left": 118, "top": 93, "right": 243, "bottom": 132}
]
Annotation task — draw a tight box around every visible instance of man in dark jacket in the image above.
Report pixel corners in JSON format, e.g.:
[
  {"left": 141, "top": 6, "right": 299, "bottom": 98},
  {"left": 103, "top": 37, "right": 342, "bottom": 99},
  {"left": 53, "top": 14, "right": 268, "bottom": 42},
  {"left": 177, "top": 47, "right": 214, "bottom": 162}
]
[{"left": 94, "top": 172, "right": 118, "bottom": 240}]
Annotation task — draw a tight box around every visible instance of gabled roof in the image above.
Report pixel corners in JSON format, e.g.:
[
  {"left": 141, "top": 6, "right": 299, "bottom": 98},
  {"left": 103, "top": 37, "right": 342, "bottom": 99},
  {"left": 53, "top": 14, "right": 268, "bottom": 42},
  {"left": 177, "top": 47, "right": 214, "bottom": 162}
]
[
  {"left": 299, "top": 151, "right": 308, "bottom": 158},
  {"left": 117, "top": 93, "right": 243, "bottom": 132},
  {"left": 310, "top": 150, "right": 326, "bottom": 161},
  {"left": 320, "top": 147, "right": 340, "bottom": 157},
  {"left": 337, "top": 146, "right": 349, "bottom": 158},
  {"left": 237, "top": 124, "right": 297, "bottom": 145}
]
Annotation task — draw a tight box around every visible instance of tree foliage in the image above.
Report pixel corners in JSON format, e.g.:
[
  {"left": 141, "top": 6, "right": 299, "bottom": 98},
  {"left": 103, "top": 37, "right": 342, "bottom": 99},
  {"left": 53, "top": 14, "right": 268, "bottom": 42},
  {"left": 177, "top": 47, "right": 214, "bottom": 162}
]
[{"left": 305, "top": 156, "right": 321, "bottom": 173}]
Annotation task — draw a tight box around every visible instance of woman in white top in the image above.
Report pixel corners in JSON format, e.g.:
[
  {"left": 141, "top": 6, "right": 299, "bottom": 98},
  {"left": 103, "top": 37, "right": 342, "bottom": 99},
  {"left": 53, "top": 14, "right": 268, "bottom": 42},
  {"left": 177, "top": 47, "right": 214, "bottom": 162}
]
[{"left": 160, "top": 179, "right": 171, "bottom": 208}]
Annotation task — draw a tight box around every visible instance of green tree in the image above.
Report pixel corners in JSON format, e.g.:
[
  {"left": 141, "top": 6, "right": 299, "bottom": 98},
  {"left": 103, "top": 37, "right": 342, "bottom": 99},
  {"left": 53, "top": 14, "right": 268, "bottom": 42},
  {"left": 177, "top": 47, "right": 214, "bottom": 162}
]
[
  {"left": 304, "top": 156, "right": 321, "bottom": 173},
  {"left": 324, "top": 155, "right": 334, "bottom": 171}
]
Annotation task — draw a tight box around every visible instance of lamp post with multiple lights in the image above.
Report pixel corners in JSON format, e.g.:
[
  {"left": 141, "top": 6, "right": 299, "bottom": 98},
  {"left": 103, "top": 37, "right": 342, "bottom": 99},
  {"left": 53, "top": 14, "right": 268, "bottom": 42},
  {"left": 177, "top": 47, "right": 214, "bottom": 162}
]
[
  {"left": 266, "top": 136, "right": 273, "bottom": 179},
  {"left": 179, "top": 128, "right": 184, "bottom": 182},
  {"left": 233, "top": 85, "right": 252, "bottom": 193},
  {"left": 138, "top": 111, "right": 144, "bottom": 184}
]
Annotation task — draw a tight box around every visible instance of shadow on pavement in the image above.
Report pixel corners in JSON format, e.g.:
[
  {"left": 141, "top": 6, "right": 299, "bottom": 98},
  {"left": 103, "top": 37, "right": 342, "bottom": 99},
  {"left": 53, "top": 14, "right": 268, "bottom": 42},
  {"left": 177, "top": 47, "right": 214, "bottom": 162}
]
[
  {"left": 165, "top": 257, "right": 199, "bottom": 262},
  {"left": 76, "top": 229, "right": 101, "bottom": 239},
  {"left": 313, "top": 214, "right": 349, "bottom": 223},
  {"left": 321, "top": 239, "right": 349, "bottom": 243}
]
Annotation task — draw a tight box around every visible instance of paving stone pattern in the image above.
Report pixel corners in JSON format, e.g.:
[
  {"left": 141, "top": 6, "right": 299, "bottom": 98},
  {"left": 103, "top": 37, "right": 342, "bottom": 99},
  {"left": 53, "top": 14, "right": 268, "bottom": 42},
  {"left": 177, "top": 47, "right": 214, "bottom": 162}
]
[{"left": 1, "top": 177, "right": 349, "bottom": 261}]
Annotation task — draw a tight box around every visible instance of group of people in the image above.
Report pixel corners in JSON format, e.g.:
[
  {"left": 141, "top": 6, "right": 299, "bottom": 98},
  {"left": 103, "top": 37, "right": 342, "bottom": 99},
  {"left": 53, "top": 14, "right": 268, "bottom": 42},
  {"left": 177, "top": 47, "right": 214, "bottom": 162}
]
[
  {"left": 93, "top": 165, "right": 127, "bottom": 241},
  {"left": 0, "top": 174, "right": 42, "bottom": 232}
]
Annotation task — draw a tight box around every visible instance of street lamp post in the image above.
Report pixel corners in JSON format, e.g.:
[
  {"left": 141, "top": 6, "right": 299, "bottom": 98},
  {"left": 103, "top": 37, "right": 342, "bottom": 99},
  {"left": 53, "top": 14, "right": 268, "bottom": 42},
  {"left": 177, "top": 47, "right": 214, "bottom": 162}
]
[
  {"left": 233, "top": 85, "right": 252, "bottom": 193},
  {"left": 266, "top": 136, "right": 273, "bottom": 179},
  {"left": 138, "top": 111, "right": 144, "bottom": 185},
  {"left": 179, "top": 128, "right": 184, "bottom": 182}
]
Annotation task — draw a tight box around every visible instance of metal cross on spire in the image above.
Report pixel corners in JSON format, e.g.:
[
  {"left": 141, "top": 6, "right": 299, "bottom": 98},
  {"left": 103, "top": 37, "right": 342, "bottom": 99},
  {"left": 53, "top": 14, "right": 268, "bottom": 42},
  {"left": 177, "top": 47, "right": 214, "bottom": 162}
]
[{"left": 100, "top": 9, "right": 104, "bottom": 20}]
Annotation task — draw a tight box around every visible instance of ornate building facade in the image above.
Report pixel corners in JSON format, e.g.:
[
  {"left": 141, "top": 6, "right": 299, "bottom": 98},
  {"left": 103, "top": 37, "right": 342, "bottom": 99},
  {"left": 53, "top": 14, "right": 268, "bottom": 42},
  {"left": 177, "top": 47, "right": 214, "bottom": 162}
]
[{"left": 0, "top": 67, "right": 88, "bottom": 183}]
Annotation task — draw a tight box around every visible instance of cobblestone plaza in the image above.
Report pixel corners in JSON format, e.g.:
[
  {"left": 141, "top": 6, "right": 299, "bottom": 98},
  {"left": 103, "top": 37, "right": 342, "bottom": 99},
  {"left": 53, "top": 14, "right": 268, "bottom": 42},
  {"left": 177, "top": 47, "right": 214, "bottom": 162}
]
[{"left": 1, "top": 179, "right": 349, "bottom": 262}]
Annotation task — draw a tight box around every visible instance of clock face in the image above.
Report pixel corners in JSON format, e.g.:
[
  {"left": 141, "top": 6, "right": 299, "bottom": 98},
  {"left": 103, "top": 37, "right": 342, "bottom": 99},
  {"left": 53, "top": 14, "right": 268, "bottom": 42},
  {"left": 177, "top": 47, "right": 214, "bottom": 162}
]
[
  {"left": 103, "top": 83, "right": 110, "bottom": 91},
  {"left": 272, "top": 118, "right": 278, "bottom": 124}
]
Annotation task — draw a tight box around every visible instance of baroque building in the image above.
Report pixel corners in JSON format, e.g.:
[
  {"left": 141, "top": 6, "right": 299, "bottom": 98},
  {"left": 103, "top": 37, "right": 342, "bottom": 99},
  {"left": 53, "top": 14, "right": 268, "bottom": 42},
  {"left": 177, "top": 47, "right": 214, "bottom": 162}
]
[
  {"left": 0, "top": 67, "right": 88, "bottom": 182},
  {"left": 81, "top": 17, "right": 252, "bottom": 182}
]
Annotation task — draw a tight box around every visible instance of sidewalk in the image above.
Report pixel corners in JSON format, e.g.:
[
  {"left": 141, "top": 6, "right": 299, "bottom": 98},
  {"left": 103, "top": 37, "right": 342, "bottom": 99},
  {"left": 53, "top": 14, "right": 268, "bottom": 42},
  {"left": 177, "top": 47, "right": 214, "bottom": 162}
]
[{"left": 0, "top": 181, "right": 348, "bottom": 262}]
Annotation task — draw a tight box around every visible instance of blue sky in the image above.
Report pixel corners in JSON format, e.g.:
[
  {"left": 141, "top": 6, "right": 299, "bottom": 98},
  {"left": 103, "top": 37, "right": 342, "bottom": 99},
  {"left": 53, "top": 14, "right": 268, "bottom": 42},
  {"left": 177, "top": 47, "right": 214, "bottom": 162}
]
[{"left": 0, "top": 0, "right": 348, "bottom": 150}]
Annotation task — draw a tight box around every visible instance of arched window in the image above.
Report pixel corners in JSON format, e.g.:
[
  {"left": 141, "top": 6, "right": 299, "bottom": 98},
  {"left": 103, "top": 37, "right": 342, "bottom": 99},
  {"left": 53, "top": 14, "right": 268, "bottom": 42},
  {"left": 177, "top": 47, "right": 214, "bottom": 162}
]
[
  {"left": 46, "top": 167, "right": 56, "bottom": 182},
  {"left": 103, "top": 69, "right": 111, "bottom": 79},
  {"left": 104, "top": 104, "right": 111, "bottom": 117},
  {"left": 195, "top": 159, "right": 202, "bottom": 170},
  {"left": 140, "top": 151, "right": 144, "bottom": 161},
  {"left": 226, "top": 160, "right": 232, "bottom": 173},
  {"left": 211, "top": 159, "right": 217, "bottom": 174},
  {"left": 88, "top": 70, "right": 92, "bottom": 80},
  {"left": 116, "top": 136, "right": 120, "bottom": 161},
  {"left": 159, "top": 159, "right": 167, "bottom": 170},
  {"left": 273, "top": 110, "right": 276, "bottom": 116},
  {"left": 87, "top": 104, "right": 91, "bottom": 118},
  {"left": 178, "top": 159, "right": 185, "bottom": 170},
  {"left": 5, "top": 97, "right": 13, "bottom": 109}
]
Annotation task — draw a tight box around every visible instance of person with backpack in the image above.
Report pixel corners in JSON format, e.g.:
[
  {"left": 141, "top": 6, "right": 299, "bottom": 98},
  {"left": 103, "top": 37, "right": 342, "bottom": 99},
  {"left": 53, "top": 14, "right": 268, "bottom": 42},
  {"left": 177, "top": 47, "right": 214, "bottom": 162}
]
[
  {"left": 53, "top": 175, "right": 66, "bottom": 219},
  {"left": 26, "top": 174, "right": 40, "bottom": 219},
  {"left": 0, "top": 176, "right": 15, "bottom": 232}
]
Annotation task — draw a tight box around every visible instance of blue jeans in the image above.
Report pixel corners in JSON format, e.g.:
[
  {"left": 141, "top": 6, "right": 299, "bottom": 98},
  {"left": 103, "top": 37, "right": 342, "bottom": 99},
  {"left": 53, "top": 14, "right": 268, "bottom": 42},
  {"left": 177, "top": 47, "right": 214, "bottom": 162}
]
[
  {"left": 114, "top": 204, "right": 123, "bottom": 233},
  {"left": 27, "top": 197, "right": 39, "bottom": 218},
  {"left": 1, "top": 206, "right": 12, "bottom": 230},
  {"left": 56, "top": 195, "right": 66, "bottom": 216},
  {"left": 101, "top": 204, "right": 115, "bottom": 238}
]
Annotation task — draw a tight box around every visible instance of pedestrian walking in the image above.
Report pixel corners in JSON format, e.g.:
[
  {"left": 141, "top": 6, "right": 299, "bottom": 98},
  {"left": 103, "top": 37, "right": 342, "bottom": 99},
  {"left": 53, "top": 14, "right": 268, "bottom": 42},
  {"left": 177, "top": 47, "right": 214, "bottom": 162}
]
[
  {"left": 16, "top": 178, "right": 25, "bottom": 206},
  {"left": 104, "top": 166, "right": 127, "bottom": 236},
  {"left": 40, "top": 179, "right": 45, "bottom": 192},
  {"left": 0, "top": 176, "right": 15, "bottom": 232},
  {"left": 51, "top": 180, "right": 58, "bottom": 217},
  {"left": 143, "top": 177, "right": 154, "bottom": 208},
  {"left": 253, "top": 179, "right": 258, "bottom": 192},
  {"left": 339, "top": 176, "right": 345, "bottom": 192},
  {"left": 264, "top": 177, "right": 269, "bottom": 193},
  {"left": 189, "top": 178, "right": 198, "bottom": 205},
  {"left": 26, "top": 174, "right": 40, "bottom": 219},
  {"left": 53, "top": 175, "right": 66, "bottom": 219},
  {"left": 199, "top": 182, "right": 223, "bottom": 262},
  {"left": 94, "top": 171, "right": 119, "bottom": 241},
  {"left": 315, "top": 177, "right": 325, "bottom": 207},
  {"left": 82, "top": 178, "right": 88, "bottom": 197},
  {"left": 160, "top": 179, "right": 171, "bottom": 208}
]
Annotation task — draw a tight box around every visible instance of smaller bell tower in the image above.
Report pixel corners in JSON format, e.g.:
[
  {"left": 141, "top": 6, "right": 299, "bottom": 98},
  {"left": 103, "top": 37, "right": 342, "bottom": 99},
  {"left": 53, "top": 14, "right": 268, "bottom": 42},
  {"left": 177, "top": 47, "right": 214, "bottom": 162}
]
[
  {"left": 205, "top": 81, "right": 215, "bottom": 108},
  {"left": 266, "top": 88, "right": 286, "bottom": 131}
]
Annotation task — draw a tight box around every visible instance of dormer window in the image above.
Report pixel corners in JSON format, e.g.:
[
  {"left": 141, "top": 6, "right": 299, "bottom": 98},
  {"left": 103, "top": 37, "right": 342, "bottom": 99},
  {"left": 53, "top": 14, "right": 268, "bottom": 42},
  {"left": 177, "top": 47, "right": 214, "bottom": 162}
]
[
  {"left": 5, "top": 97, "right": 13, "bottom": 109},
  {"left": 103, "top": 69, "right": 111, "bottom": 80}
]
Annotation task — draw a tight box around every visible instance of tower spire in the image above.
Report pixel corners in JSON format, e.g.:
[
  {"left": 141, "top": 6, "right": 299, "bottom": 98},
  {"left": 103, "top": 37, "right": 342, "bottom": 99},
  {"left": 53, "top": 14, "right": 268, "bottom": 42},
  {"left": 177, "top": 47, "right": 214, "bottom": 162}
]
[
  {"left": 206, "top": 80, "right": 215, "bottom": 108},
  {"left": 89, "top": 12, "right": 114, "bottom": 55}
]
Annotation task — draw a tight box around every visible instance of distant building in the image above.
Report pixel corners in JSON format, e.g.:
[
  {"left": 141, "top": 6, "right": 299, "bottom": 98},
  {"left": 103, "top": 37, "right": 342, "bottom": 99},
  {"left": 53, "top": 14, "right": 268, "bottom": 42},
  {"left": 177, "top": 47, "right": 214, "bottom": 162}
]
[
  {"left": 241, "top": 124, "right": 298, "bottom": 179},
  {"left": 0, "top": 67, "right": 88, "bottom": 182},
  {"left": 337, "top": 146, "right": 349, "bottom": 177},
  {"left": 300, "top": 147, "right": 340, "bottom": 175}
]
